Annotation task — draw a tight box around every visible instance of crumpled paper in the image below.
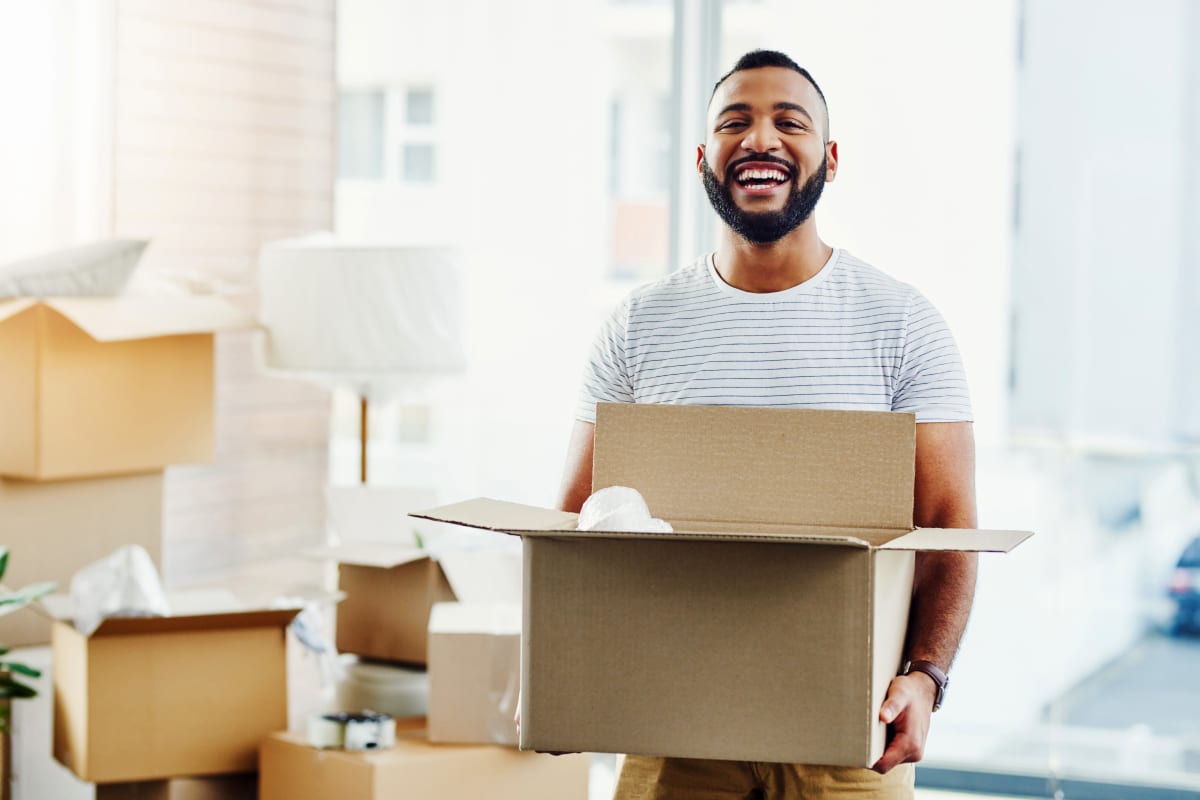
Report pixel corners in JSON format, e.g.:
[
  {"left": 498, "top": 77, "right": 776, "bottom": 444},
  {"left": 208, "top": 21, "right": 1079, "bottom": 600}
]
[
  {"left": 577, "top": 486, "right": 673, "bottom": 533},
  {"left": 69, "top": 545, "right": 169, "bottom": 636}
]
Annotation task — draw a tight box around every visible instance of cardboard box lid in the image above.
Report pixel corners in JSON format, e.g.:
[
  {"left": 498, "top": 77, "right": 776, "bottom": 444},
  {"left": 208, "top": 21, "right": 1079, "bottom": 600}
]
[
  {"left": 0, "top": 296, "right": 256, "bottom": 342},
  {"left": 86, "top": 608, "right": 300, "bottom": 637},
  {"left": 45, "top": 589, "right": 301, "bottom": 637},
  {"left": 593, "top": 403, "right": 917, "bottom": 531},
  {"left": 412, "top": 498, "right": 1031, "bottom": 553}
]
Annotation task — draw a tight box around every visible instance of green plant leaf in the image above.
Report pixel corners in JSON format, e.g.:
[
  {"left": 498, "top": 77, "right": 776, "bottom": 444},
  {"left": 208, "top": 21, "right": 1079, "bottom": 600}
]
[
  {"left": 0, "top": 581, "right": 57, "bottom": 618},
  {"left": 0, "top": 647, "right": 10, "bottom": 657},
  {"left": 0, "top": 680, "right": 37, "bottom": 699},
  {"left": 0, "top": 662, "right": 41, "bottom": 678},
  {"left": 0, "top": 547, "right": 9, "bottom": 583}
]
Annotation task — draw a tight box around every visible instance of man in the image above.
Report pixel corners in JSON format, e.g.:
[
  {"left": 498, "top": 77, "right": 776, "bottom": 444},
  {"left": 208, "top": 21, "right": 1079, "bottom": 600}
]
[{"left": 558, "top": 50, "right": 977, "bottom": 799}]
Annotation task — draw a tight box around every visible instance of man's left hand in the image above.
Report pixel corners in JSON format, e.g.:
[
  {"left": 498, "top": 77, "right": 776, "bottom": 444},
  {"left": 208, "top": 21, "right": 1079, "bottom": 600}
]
[{"left": 871, "top": 672, "right": 937, "bottom": 774}]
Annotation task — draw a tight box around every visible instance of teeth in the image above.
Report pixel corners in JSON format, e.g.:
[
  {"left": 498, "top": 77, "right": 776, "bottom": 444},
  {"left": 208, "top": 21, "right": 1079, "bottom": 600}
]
[{"left": 737, "top": 168, "right": 788, "bottom": 183}]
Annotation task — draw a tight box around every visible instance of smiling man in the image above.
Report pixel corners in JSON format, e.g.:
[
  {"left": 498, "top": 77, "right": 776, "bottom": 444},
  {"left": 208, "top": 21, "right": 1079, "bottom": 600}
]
[{"left": 558, "top": 50, "right": 977, "bottom": 799}]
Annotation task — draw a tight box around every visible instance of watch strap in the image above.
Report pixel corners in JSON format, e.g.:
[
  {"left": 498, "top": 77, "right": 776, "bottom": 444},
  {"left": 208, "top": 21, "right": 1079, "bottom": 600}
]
[{"left": 902, "top": 659, "right": 948, "bottom": 711}]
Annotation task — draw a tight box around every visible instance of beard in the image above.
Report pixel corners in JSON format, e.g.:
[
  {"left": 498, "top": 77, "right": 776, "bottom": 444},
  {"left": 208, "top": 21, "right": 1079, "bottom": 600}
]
[{"left": 701, "top": 154, "right": 827, "bottom": 245}]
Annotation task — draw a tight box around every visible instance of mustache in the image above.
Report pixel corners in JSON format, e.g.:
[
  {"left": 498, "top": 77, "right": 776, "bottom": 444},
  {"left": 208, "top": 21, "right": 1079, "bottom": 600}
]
[{"left": 724, "top": 153, "right": 797, "bottom": 180}]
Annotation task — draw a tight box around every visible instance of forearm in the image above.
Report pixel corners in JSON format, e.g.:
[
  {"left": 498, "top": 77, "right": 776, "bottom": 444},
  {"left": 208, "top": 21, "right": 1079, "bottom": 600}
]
[{"left": 905, "top": 551, "right": 977, "bottom": 670}]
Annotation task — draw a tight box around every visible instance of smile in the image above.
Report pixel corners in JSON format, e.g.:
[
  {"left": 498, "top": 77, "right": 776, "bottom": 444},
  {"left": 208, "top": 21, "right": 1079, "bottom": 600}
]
[{"left": 734, "top": 165, "right": 791, "bottom": 189}]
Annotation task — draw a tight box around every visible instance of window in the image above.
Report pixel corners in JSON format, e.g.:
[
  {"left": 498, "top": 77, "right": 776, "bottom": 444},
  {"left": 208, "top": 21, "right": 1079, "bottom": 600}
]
[
  {"left": 405, "top": 88, "right": 434, "bottom": 125},
  {"left": 337, "top": 89, "right": 385, "bottom": 180},
  {"left": 401, "top": 142, "right": 434, "bottom": 183}
]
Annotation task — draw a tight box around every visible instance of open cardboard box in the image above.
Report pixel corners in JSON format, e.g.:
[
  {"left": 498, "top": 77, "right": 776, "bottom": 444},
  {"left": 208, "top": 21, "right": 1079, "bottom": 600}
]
[
  {"left": 0, "top": 471, "right": 163, "bottom": 646},
  {"left": 0, "top": 296, "right": 255, "bottom": 480},
  {"left": 259, "top": 717, "right": 589, "bottom": 800},
  {"left": 414, "top": 403, "right": 1033, "bottom": 767},
  {"left": 52, "top": 592, "right": 300, "bottom": 783},
  {"left": 307, "top": 542, "right": 521, "bottom": 667}
]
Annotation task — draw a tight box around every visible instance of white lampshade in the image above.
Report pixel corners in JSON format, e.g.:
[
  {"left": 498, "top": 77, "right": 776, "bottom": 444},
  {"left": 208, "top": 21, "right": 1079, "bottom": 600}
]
[{"left": 258, "top": 237, "right": 465, "bottom": 398}]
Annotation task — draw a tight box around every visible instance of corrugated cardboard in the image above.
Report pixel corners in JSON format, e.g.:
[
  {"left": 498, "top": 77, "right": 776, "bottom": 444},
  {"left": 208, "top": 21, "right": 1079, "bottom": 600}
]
[
  {"left": 0, "top": 471, "right": 163, "bottom": 646},
  {"left": 0, "top": 296, "right": 255, "bottom": 480},
  {"left": 95, "top": 775, "right": 256, "bottom": 800},
  {"left": 308, "top": 544, "right": 455, "bottom": 666},
  {"left": 259, "top": 718, "right": 589, "bottom": 800},
  {"left": 52, "top": 607, "right": 299, "bottom": 783},
  {"left": 427, "top": 602, "right": 521, "bottom": 746},
  {"left": 414, "top": 404, "right": 1034, "bottom": 768}
]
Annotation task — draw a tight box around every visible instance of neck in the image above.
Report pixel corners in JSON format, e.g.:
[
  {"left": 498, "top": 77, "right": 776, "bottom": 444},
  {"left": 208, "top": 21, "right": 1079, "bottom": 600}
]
[{"left": 712, "top": 220, "right": 833, "bottom": 293}]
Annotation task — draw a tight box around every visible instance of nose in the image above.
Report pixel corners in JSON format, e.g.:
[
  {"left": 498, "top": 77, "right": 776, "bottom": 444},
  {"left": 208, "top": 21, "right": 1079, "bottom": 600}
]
[{"left": 740, "top": 118, "right": 781, "bottom": 153}]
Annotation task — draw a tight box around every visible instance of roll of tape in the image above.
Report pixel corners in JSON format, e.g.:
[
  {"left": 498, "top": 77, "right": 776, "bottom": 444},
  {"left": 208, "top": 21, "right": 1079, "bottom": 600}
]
[{"left": 307, "top": 711, "right": 396, "bottom": 751}]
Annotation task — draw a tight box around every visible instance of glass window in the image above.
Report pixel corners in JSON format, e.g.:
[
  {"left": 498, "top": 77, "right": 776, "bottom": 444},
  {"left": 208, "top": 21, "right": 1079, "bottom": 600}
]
[
  {"left": 401, "top": 142, "right": 434, "bottom": 183},
  {"left": 337, "top": 89, "right": 385, "bottom": 180},
  {"left": 405, "top": 88, "right": 434, "bottom": 125}
]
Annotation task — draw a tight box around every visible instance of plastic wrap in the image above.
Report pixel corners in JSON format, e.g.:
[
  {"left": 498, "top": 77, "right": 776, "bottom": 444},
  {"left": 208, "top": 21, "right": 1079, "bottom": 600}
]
[
  {"left": 69, "top": 545, "right": 169, "bottom": 636},
  {"left": 578, "top": 486, "right": 673, "bottom": 533}
]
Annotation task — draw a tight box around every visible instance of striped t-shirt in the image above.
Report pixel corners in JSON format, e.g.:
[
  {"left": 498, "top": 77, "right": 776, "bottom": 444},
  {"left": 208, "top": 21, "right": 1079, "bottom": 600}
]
[{"left": 577, "top": 249, "right": 972, "bottom": 424}]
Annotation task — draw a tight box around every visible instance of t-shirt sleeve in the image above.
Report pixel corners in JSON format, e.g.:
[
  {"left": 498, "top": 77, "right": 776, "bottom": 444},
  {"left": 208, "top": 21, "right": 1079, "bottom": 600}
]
[
  {"left": 893, "top": 291, "right": 973, "bottom": 423},
  {"left": 576, "top": 298, "right": 635, "bottom": 423}
]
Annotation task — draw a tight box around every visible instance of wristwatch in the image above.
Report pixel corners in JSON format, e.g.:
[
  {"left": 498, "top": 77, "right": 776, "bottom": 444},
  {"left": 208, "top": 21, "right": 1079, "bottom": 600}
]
[{"left": 902, "top": 659, "right": 948, "bottom": 712}]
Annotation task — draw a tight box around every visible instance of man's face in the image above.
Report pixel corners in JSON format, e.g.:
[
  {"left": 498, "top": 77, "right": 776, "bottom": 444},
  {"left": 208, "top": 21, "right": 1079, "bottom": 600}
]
[{"left": 698, "top": 66, "right": 837, "bottom": 245}]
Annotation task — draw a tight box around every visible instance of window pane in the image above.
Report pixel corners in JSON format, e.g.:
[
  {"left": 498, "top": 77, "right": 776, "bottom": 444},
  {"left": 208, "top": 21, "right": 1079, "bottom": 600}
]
[
  {"left": 337, "top": 90, "right": 384, "bottom": 179},
  {"left": 402, "top": 142, "right": 434, "bottom": 183},
  {"left": 405, "top": 88, "right": 434, "bottom": 125}
]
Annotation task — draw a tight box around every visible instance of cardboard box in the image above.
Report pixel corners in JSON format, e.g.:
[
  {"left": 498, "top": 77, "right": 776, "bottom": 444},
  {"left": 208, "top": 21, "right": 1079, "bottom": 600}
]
[
  {"left": 0, "top": 471, "right": 163, "bottom": 647},
  {"left": 311, "top": 540, "right": 520, "bottom": 667},
  {"left": 427, "top": 602, "right": 520, "bottom": 746},
  {"left": 53, "top": 606, "right": 299, "bottom": 783},
  {"left": 318, "top": 544, "right": 456, "bottom": 666},
  {"left": 95, "top": 775, "right": 256, "bottom": 800},
  {"left": 415, "top": 403, "right": 1033, "bottom": 768},
  {"left": 259, "top": 719, "right": 589, "bottom": 800},
  {"left": 0, "top": 296, "right": 254, "bottom": 480}
]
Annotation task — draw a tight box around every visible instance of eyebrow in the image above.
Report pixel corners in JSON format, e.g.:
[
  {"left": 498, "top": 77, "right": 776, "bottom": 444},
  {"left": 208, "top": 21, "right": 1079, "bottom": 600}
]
[{"left": 716, "top": 102, "right": 814, "bottom": 124}]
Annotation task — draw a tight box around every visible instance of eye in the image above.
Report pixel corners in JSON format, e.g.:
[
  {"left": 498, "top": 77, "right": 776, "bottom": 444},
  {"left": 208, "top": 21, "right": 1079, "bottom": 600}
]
[
  {"left": 717, "top": 119, "right": 748, "bottom": 131},
  {"left": 777, "top": 119, "right": 809, "bottom": 132}
]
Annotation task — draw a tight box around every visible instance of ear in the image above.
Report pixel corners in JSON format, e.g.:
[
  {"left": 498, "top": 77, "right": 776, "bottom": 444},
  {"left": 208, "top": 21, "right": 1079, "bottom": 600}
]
[
  {"left": 824, "top": 140, "right": 839, "bottom": 182},
  {"left": 696, "top": 144, "right": 706, "bottom": 176}
]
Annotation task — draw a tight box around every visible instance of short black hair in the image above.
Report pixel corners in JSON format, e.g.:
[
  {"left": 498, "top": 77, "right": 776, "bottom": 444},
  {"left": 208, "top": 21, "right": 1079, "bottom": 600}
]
[{"left": 710, "top": 50, "right": 829, "bottom": 138}]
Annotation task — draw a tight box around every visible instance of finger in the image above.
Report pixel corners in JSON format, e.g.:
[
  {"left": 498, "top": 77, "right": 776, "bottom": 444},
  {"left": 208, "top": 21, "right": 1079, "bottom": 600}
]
[{"left": 871, "top": 736, "right": 913, "bottom": 774}]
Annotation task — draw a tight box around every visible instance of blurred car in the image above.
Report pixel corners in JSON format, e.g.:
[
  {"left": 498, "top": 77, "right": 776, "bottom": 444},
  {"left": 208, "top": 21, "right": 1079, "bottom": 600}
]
[{"left": 1168, "top": 536, "right": 1200, "bottom": 635}]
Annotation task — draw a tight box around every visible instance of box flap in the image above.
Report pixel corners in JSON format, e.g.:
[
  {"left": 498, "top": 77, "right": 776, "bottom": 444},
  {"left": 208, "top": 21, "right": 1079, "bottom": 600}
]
[
  {"left": 412, "top": 498, "right": 579, "bottom": 535},
  {"left": 413, "top": 499, "right": 876, "bottom": 547},
  {"left": 436, "top": 549, "right": 523, "bottom": 604},
  {"left": 89, "top": 607, "right": 300, "bottom": 637},
  {"left": 41, "top": 296, "right": 257, "bottom": 342},
  {"left": 0, "top": 298, "right": 35, "bottom": 324},
  {"left": 305, "top": 543, "right": 431, "bottom": 569},
  {"left": 878, "top": 528, "right": 1034, "bottom": 552},
  {"left": 593, "top": 404, "right": 916, "bottom": 530}
]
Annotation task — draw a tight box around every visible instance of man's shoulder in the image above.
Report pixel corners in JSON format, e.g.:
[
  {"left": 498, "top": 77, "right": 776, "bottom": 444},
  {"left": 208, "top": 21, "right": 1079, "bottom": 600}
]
[
  {"left": 830, "top": 250, "right": 919, "bottom": 302},
  {"left": 620, "top": 255, "right": 713, "bottom": 309}
]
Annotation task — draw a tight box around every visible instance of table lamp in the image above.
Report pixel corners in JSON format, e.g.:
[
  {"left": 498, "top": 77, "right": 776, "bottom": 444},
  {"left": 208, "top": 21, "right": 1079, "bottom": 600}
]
[{"left": 258, "top": 236, "right": 466, "bottom": 483}]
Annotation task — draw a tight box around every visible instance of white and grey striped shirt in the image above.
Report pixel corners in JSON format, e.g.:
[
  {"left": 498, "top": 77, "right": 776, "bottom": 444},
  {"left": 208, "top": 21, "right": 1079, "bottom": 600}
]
[{"left": 577, "top": 249, "right": 972, "bottom": 424}]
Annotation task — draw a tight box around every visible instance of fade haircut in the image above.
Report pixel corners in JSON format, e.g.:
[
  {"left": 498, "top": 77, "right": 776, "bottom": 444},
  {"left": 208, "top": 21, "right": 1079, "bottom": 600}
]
[{"left": 710, "top": 49, "right": 829, "bottom": 139}]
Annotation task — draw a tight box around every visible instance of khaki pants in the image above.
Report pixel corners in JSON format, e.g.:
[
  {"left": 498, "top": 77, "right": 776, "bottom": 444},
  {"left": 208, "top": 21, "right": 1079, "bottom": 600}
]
[{"left": 614, "top": 755, "right": 915, "bottom": 800}]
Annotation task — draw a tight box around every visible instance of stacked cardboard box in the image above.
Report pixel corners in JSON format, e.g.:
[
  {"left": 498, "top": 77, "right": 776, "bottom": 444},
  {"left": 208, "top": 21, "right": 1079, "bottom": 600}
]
[
  {"left": 259, "top": 717, "right": 589, "bottom": 800},
  {"left": 52, "top": 604, "right": 300, "bottom": 783},
  {"left": 0, "top": 295, "right": 255, "bottom": 647}
]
